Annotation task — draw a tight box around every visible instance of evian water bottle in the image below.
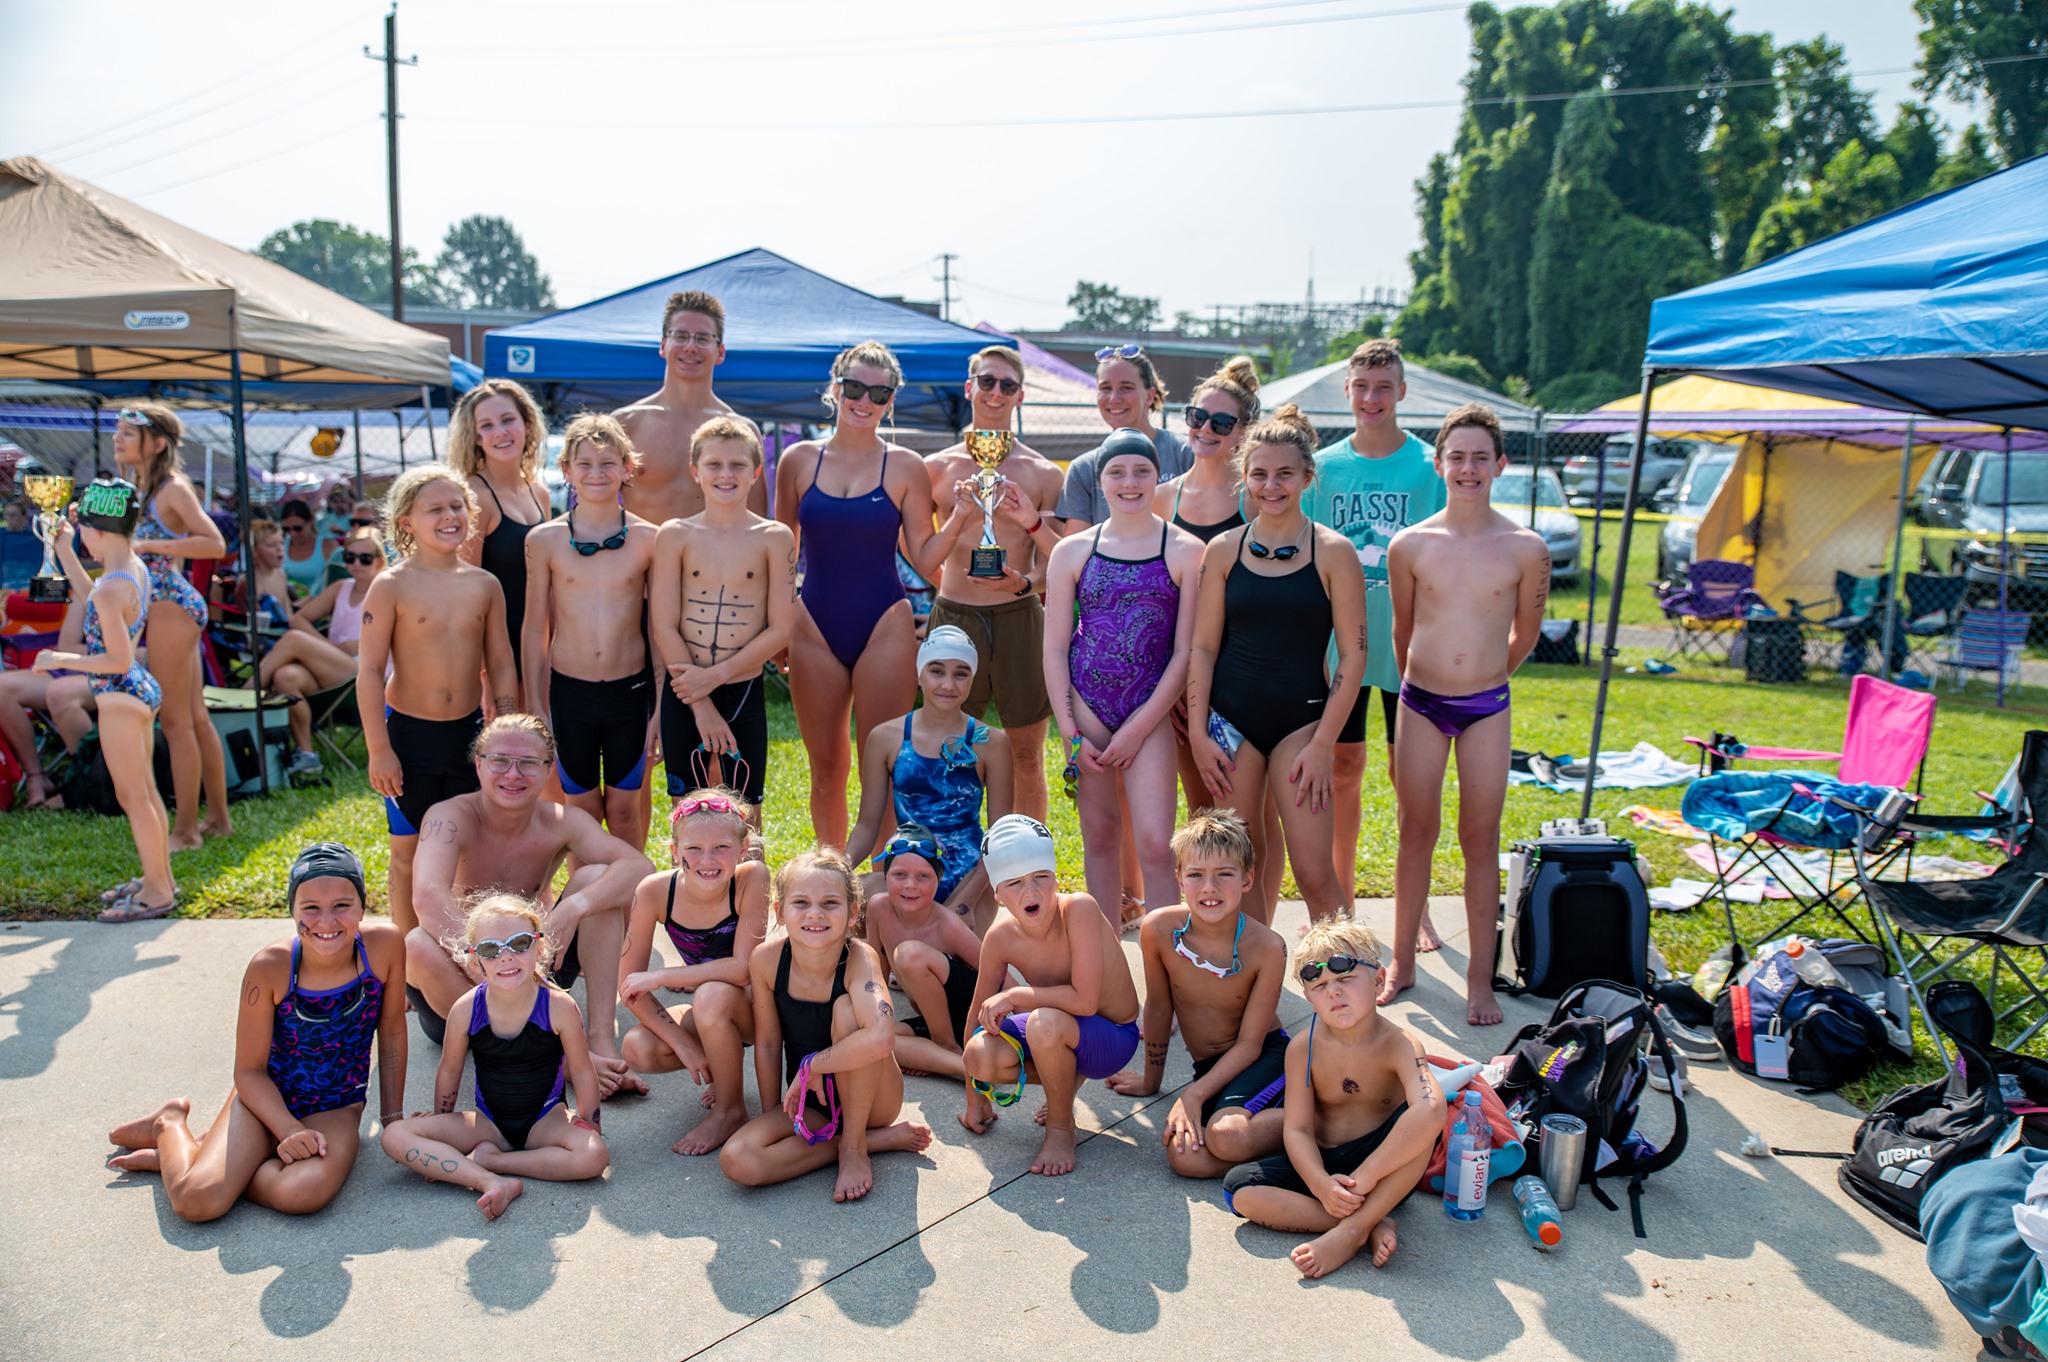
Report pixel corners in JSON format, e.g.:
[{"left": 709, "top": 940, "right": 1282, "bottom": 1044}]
[{"left": 1443, "top": 1090, "right": 1491, "bottom": 1221}]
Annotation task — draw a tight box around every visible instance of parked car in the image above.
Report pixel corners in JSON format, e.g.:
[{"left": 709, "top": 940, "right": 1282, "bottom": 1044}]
[
  {"left": 1491, "top": 466, "right": 1580, "bottom": 584},
  {"left": 1920, "top": 449, "right": 2048, "bottom": 579},
  {"left": 1654, "top": 443, "right": 1739, "bottom": 580},
  {"left": 1561, "top": 437, "right": 1692, "bottom": 508}
]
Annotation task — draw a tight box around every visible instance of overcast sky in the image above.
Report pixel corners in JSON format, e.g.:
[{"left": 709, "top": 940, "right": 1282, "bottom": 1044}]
[{"left": 2, "top": 0, "right": 1967, "bottom": 331}]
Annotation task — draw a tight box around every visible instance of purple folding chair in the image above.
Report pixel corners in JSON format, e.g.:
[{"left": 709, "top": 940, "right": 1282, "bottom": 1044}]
[
  {"left": 1656, "top": 558, "right": 1766, "bottom": 662},
  {"left": 1685, "top": 674, "right": 1940, "bottom": 952}
]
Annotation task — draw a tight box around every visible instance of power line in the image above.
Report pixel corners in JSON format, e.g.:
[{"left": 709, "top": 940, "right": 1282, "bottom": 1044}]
[
  {"left": 31, "top": 9, "right": 377, "bottom": 160},
  {"left": 72, "top": 71, "right": 372, "bottom": 182},
  {"left": 119, "top": 118, "right": 377, "bottom": 200}
]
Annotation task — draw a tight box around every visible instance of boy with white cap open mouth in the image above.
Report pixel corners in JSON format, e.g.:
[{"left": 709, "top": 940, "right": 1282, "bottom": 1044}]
[{"left": 958, "top": 815, "right": 1141, "bottom": 1177}]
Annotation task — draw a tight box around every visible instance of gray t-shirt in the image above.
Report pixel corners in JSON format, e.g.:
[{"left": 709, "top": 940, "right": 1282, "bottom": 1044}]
[{"left": 1054, "top": 428, "right": 1193, "bottom": 525}]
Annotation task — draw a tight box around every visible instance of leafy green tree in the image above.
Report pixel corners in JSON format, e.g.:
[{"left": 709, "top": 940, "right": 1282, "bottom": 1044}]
[
  {"left": 432, "top": 215, "right": 554, "bottom": 311},
  {"left": 1882, "top": 102, "right": 1944, "bottom": 200},
  {"left": 1706, "top": 30, "right": 1784, "bottom": 271},
  {"left": 1931, "top": 122, "right": 2001, "bottom": 191},
  {"left": 1535, "top": 369, "right": 1636, "bottom": 410},
  {"left": 1322, "top": 313, "right": 1386, "bottom": 363},
  {"left": 1744, "top": 139, "right": 1906, "bottom": 265},
  {"left": 1063, "top": 281, "right": 1161, "bottom": 333},
  {"left": 1916, "top": 0, "right": 2048, "bottom": 161},
  {"left": 1776, "top": 38, "right": 1877, "bottom": 183},
  {"left": 255, "top": 220, "right": 439, "bottom": 307},
  {"left": 1415, "top": 352, "right": 1500, "bottom": 390}
]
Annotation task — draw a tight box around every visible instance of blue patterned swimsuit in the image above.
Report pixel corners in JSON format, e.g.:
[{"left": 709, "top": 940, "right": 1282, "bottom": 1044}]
[
  {"left": 892, "top": 713, "right": 989, "bottom": 900},
  {"left": 83, "top": 567, "right": 161, "bottom": 710},
  {"left": 267, "top": 935, "right": 384, "bottom": 1119},
  {"left": 138, "top": 490, "right": 209, "bottom": 628}
]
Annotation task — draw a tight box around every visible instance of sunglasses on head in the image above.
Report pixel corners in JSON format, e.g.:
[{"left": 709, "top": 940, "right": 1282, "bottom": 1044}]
[
  {"left": 116, "top": 408, "right": 166, "bottom": 434},
  {"left": 473, "top": 931, "right": 537, "bottom": 960},
  {"left": 340, "top": 550, "right": 381, "bottom": 565},
  {"left": 974, "top": 374, "right": 1021, "bottom": 395},
  {"left": 1095, "top": 344, "right": 1144, "bottom": 362},
  {"left": 1184, "top": 406, "right": 1240, "bottom": 436},
  {"left": 481, "top": 753, "right": 548, "bottom": 776},
  {"left": 839, "top": 378, "right": 897, "bottom": 406},
  {"left": 1299, "top": 953, "right": 1377, "bottom": 985}
]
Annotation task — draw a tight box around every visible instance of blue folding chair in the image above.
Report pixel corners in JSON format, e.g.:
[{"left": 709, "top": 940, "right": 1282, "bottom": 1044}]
[{"left": 1938, "top": 608, "right": 2029, "bottom": 691}]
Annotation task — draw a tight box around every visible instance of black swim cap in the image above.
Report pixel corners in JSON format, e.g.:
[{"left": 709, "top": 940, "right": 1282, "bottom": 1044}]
[
  {"left": 76, "top": 476, "right": 141, "bottom": 535},
  {"left": 1099, "top": 427, "right": 1159, "bottom": 471},
  {"left": 287, "top": 842, "right": 368, "bottom": 909}
]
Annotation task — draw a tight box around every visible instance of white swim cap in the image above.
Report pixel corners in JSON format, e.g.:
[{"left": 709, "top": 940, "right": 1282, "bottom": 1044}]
[
  {"left": 918, "top": 624, "right": 978, "bottom": 675},
  {"left": 982, "top": 814, "right": 1056, "bottom": 888}
]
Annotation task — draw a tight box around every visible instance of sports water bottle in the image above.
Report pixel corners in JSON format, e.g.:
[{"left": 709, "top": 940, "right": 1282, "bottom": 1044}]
[
  {"left": 1783, "top": 939, "right": 1846, "bottom": 990},
  {"left": 1443, "top": 1090, "right": 1490, "bottom": 1221},
  {"left": 1512, "top": 1175, "right": 1563, "bottom": 1249}
]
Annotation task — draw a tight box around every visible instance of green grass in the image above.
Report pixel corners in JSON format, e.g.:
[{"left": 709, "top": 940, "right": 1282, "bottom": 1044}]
[{"left": 9, "top": 664, "right": 2047, "bottom": 1106}]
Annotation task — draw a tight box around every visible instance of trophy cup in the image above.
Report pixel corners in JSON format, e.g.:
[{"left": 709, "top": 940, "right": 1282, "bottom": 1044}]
[
  {"left": 23, "top": 474, "right": 75, "bottom": 603},
  {"left": 964, "top": 429, "right": 1014, "bottom": 579}
]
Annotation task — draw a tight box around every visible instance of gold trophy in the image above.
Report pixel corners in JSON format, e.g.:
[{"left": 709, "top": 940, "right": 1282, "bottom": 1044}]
[
  {"left": 23, "top": 474, "right": 75, "bottom": 603},
  {"left": 964, "top": 429, "right": 1015, "bottom": 579}
]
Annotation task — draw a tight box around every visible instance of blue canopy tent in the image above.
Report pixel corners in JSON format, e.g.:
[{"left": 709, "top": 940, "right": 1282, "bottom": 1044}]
[
  {"left": 1584, "top": 154, "right": 2048, "bottom": 813},
  {"left": 484, "top": 249, "right": 1009, "bottom": 427}
]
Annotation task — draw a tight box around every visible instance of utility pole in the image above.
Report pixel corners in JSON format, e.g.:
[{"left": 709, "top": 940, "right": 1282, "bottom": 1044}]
[
  {"left": 365, "top": 6, "right": 418, "bottom": 321},
  {"left": 938, "top": 253, "right": 957, "bottom": 322}
]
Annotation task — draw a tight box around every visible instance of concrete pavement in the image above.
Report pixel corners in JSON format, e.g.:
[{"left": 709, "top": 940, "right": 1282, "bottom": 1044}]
[{"left": 0, "top": 898, "right": 1977, "bottom": 1361}]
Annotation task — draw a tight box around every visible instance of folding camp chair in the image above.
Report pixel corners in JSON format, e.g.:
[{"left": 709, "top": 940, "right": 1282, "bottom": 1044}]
[
  {"left": 1937, "top": 608, "right": 2028, "bottom": 691},
  {"left": 1838, "top": 729, "right": 2048, "bottom": 1060},
  {"left": 1901, "top": 571, "right": 1969, "bottom": 675},
  {"left": 301, "top": 677, "right": 362, "bottom": 771},
  {"left": 1789, "top": 570, "right": 1891, "bottom": 674},
  {"left": 1684, "top": 674, "right": 1938, "bottom": 952},
  {"left": 1654, "top": 559, "right": 1763, "bottom": 662}
]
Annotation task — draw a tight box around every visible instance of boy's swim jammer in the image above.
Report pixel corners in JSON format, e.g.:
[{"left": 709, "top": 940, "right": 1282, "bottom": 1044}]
[
  {"left": 997, "top": 1009, "right": 1140, "bottom": 1081},
  {"left": 383, "top": 707, "right": 484, "bottom": 835},
  {"left": 1191, "top": 1027, "right": 1289, "bottom": 1123},
  {"left": 1219, "top": 1101, "right": 1410, "bottom": 1215}
]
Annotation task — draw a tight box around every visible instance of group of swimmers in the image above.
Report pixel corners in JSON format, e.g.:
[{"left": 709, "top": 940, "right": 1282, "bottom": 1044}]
[{"left": 65, "top": 289, "right": 1554, "bottom": 1275}]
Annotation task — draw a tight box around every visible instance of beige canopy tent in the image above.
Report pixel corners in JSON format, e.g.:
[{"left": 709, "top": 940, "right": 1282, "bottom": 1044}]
[
  {"left": 0, "top": 156, "right": 452, "bottom": 794},
  {"left": 0, "top": 157, "right": 449, "bottom": 387}
]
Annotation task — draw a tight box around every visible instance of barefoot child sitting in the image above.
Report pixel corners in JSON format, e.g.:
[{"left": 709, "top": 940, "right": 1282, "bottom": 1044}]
[
  {"left": 107, "top": 844, "right": 407, "bottom": 1222},
  {"left": 720, "top": 849, "right": 934, "bottom": 1202},
  {"left": 619, "top": 788, "right": 771, "bottom": 1155},
  {"left": 960, "top": 815, "right": 1142, "bottom": 1177},
  {"left": 867, "top": 823, "right": 984, "bottom": 1080},
  {"left": 1222, "top": 917, "right": 1446, "bottom": 1278},
  {"left": 1105, "top": 809, "right": 1289, "bottom": 1178},
  {"left": 381, "top": 893, "right": 610, "bottom": 1219},
  {"left": 1383, "top": 402, "right": 1547, "bottom": 1026}
]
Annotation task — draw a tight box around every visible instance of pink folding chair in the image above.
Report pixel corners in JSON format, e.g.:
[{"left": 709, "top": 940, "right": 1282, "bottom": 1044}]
[{"left": 1685, "top": 675, "right": 1940, "bottom": 952}]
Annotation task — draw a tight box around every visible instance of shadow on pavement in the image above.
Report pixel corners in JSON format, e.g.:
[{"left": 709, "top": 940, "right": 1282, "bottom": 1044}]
[{"left": 0, "top": 923, "right": 173, "bottom": 1081}]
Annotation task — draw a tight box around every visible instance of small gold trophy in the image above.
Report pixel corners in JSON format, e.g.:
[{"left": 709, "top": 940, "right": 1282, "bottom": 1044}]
[
  {"left": 964, "top": 429, "right": 1014, "bottom": 579},
  {"left": 23, "top": 473, "right": 76, "bottom": 603}
]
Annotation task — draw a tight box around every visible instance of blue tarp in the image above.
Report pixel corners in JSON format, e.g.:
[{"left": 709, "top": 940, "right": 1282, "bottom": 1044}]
[
  {"left": 484, "top": 248, "right": 1008, "bottom": 426},
  {"left": 1645, "top": 153, "right": 2048, "bottom": 431},
  {"left": 1679, "top": 771, "right": 1893, "bottom": 851}
]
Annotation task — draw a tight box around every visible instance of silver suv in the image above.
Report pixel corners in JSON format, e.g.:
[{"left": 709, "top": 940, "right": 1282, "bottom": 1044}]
[
  {"left": 1654, "top": 444, "right": 1739, "bottom": 579},
  {"left": 1562, "top": 436, "right": 1692, "bottom": 508}
]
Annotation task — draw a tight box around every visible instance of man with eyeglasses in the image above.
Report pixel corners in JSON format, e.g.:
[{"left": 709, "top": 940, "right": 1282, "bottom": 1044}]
[
  {"left": 1307, "top": 339, "right": 1445, "bottom": 940},
  {"left": 616, "top": 290, "right": 768, "bottom": 524},
  {"left": 406, "top": 714, "right": 655, "bottom": 1097},
  {"left": 922, "top": 345, "right": 1064, "bottom": 819}
]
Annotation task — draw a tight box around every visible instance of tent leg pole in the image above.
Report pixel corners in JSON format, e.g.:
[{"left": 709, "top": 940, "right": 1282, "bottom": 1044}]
[
  {"left": 1881, "top": 420, "right": 1914, "bottom": 683},
  {"left": 2000, "top": 428, "right": 2013, "bottom": 707},
  {"left": 230, "top": 348, "right": 267, "bottom": 797},
  {"left": 1580, "top": 368, "right": 1658, "bottom": 819},
  {"left": 421, "top": 385, "right": 437, "bottom": 458},
  {"left": 352, "top": 409, "right": 364, "bottom": 497},
  {"left": 1584, "top": 435, "right": 1607, "bottom": 667}
]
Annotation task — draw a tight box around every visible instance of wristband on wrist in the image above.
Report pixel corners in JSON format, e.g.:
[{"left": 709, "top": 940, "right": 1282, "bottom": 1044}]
[
  {"left": 1023, "top": 516, "right": 1043, "bottom": 535},
  {"left": 1013, "top": 581, "right": 1034, "bottom": 597}
]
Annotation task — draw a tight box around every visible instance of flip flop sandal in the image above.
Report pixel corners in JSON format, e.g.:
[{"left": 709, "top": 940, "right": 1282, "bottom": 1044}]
[
  {"left": 98, "top": 892, "right": 179, "bottom": 925},
  {"left": 100, "top": 878, "right": 144, "bottom": 905}
]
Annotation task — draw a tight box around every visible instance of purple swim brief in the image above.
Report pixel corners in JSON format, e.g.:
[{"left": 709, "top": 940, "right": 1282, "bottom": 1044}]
[
  {"left": 1399, "top": 680, "right": 1511, "bottom": 739},
  {"left": 998, "top": 1010, "right": 1142, "bottom": 1081}
]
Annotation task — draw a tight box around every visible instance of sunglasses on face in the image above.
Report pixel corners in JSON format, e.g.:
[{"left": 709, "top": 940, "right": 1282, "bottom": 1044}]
[
  {"left": 1184, "top": 406, "right": 1240, "bottom": 436},
  {"left": 1095, "top": 344, "right": 1144, "bottom": 362},
  {"left": 340, "top": 550, "right": 380, "bottom": 565},
  {"left": 839, "top": 378, "right": 897, "bottom": 406},
  {"left": 665, "top": 329, "right": 720, "bottom": 348},
  {"left": 350, "top": 516, "right": 378, "bottom": 527},
  {"left": 481, "top": 754, "right": 548, "bottom": 776},
  {"left": 283, "top": 521, "right": 310, "bottom": 533},
  {"left": 1299, "top": 954, "right": 1377, "bottom": 985},
  {"left": 473, "top": 932, "right": 538, "bottom": 960},
  {"left": 974, "top": 374, "right": 1021, "bottom": 395}
]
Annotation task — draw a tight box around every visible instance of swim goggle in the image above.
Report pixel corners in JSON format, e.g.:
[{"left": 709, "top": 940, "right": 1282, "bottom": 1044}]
[
  {"left": 877, "top": 831, "right": 944, "bottom": 879},
  {"left": 968, "top": 1025, "right": 1029, "bottom": 1107},
  {"left": 1298, "top": 953, "right": 1378, "bottom": 985},
  {"left": 473, "top": 932, "right": 538, "bottom": 960}
]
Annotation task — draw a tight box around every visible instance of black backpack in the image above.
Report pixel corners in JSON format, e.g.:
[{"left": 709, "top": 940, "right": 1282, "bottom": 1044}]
[
  {"left": 1840, "top": 981, "right": 2048, "bottom": 1240},
  {"left": 1497, "top": 838, "right": 1651, "bottom": 998},
  {"left": 1494, "top": 980, "right": 1688, "bottom": 1236},
  {"left": 1712, "top": 945, "right": 1898, "bottom": 1091}
]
